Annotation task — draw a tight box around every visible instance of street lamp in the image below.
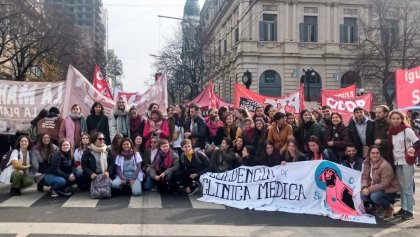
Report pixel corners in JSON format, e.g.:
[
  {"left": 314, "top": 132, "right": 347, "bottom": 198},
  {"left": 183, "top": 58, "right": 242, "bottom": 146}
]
[
  {"left": 358, "top": 88, "right": 365, "bottom": 96},
  {"left": 303, "top": 67, "right": 316, "bottom": 101},
  {"left": 242, "top": 70, "right": 252, "bottom": 89}
]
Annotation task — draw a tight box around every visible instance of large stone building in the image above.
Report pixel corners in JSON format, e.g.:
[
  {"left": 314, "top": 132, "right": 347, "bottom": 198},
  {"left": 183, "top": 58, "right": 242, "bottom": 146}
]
[{"left": 200, "top": 0, "right": 371, "bottom": 105}]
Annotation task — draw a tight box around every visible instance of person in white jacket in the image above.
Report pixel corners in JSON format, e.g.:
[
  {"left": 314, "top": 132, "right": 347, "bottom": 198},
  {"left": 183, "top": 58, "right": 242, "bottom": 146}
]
[
  {"left": 109, "top": 97, "right": 130, "bottom": 141},
  {"left": 388, "top": 110, "right": 419, "bottom": 220}
]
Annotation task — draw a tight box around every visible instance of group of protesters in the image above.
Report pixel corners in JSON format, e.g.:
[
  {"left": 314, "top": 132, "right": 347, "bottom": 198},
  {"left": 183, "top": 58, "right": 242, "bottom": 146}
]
[{"left": 1, "top": 95, "right": 419, "bottom": 221}]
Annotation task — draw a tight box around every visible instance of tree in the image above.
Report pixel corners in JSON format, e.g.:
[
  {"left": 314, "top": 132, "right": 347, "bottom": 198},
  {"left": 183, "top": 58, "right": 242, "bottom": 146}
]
[{"left": 353, "top": 0, "right": 420, "bottom": 107}]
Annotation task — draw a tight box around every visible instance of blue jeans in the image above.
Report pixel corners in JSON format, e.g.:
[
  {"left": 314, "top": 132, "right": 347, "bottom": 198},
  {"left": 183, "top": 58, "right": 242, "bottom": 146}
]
[
  {"left": 44, "top": 174, "right": 68, "bottom": 191},
  {"left": 361, "top": 191, "right": 396, "bottom": 209},
  {"left": 142, "top": 175, "right": 154, "bottom": 191},
  {"left": 396, "top": 164, "right": 415, "bottom": 212},
  {"left": 112, "top": 176, "right": 142, "bottom": 196}
]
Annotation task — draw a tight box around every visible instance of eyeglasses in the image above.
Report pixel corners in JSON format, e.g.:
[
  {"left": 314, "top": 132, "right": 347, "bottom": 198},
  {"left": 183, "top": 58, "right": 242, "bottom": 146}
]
[
  {"left": 151, "top": 141, "right": 158, "bottom": 144},
  {"left": 97, "top": 138, "right": 105, "bottom": 141}
]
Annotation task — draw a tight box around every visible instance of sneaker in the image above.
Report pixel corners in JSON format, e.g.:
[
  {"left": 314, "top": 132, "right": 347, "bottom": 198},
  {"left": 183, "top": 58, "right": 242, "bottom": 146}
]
[
  {"left": 366, "top": 205, "right": 379, "bottom": 215},
  {"left": 37, "top": 181, "right": 44, "bottom": 192},
  {"left": 50, "top": 189, "right": 59, "bottom": 198},
  {"left": 394, "top": 208, "right": 406, "bottom": 217},
  {"left": 57, "top": 189, "right": 72, "bottom": 196},
  {"left": 402, "top": 211, "right": 414, "bottom": 220},
  {"left": 9, "top": 188, "right": 21, "bottom": 196},
  {"left": 188, "top": 182, "right": 200, "bottom": 196},
  {"left": 381, "top": 206, "right": 394, "bottom": 219}
]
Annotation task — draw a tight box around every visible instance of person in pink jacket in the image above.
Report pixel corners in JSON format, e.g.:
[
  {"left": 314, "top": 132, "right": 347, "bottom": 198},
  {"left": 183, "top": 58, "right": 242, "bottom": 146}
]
[{"left": 143, "top": 110, "right": 169, "bottom": 148}]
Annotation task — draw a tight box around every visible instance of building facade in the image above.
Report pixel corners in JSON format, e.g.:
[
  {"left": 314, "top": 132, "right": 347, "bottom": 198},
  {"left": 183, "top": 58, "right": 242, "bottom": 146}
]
[{"left": 201, "top": 0, "right": 371, "bottom": 105}]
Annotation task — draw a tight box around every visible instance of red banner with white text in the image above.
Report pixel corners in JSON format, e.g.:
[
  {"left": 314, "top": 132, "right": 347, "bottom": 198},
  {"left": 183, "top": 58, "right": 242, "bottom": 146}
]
[
  {"left": 321, "top": 84, "right": 356, "bottom": 99},
  {"left": 395, "top": 66, "right": 420, "bottom": 110},
  {"left": 93, "top": 64, "right": 114, "bottom": 100},
  {"left": 234, "top": 83, "right": 305, "bottom": 114},
  {"left": 321, "top": 92, "right": 373, "bottom": 123}
]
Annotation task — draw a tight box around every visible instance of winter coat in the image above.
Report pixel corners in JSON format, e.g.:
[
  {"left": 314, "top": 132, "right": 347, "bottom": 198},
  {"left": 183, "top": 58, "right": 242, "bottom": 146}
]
[
  {"left": 184, "top": 116, "right": 207, "bottom": 149},
  {"left": 324, "top": 123, "right": 350, "bottom": 159},
  {"left": 86, "top": 114, "right": 111, "bottom": 145},
  {"left": 361, "top": 158, "right": 400, "bottom": 194},
  {"left": 347, "top": 117, "right": 375, "bottom": 157},
  {"left": 59, "top": 116, "right": 87, "bottom": 148},
  {"left": 210, "top": 148, "right": 238, "bottom": 172},
  {"left": 268, "top": 122, "right": 293, "bottom": 151},
  {"left": 373, "top": 118, "right": 390, "bottom": 164},
  {"left": 297, "top": 120, "right": 322, "bottom": 152},
  {"left": 143, "top": 119, "right": 170, "bottom": 148},
  {"left": 81, "top": 147, "right": 115, "bottom": 180},
  {"left": 179, "top": 150, "right": 211, "bottom": 175},
  {"left": 341, "top": 156, "right": 363, "bottom": 171}
]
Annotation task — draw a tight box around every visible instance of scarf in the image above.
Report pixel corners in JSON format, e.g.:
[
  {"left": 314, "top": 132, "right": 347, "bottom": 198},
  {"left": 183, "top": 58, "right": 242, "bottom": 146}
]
[
  {"left": 114, "top": 109, "right": 129, "bottom": 136},
  {"left": 130, "top": 115, "right": 142, "bottom": 133},
  {"left": 388, "top": 124, "right": 409, "bottom": 155},
  {"left": 207, "top": 122, "right": 221, "bottom": 137},
  {"left": 156, "top": 149, "right": 174, "bottom": 172},
  {"left": 90, "top": 144, "right": 108, "bottom": 174},
  {"left": 69, "top": 113, "right": 82, "bottom": 120},
  {"left": 121, "top": 149, "right": 135, "bottom": 160}
]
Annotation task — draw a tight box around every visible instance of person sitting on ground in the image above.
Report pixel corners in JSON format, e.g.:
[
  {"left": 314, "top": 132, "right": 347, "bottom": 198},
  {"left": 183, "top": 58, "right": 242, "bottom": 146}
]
[
  {"left": 258, "top": 141, "right": 282, "bottom": 167},
  {"left": 324, "top": 112, "right": 350, "bottom": 162},
  {"left": 205, "top": 114, "right": 225, "bottom": 146},
  {"left": 268, "top": 112, "right": 294, "bottom": 152},
  {"left": 31, "top": 133, "right": 58, "bottom": 192},
  {"left": 231, "top": 137, "right": 244, "bottom": 159},
  {"left": 341, "top": 144, "right": 363, "bottom": 171},
  {"left": 306, "top": 136, "right": 339, "bottom": 163},
  {"left": 239, "top": 145, "right": 257, "bottom": 166},
  {"left": 175, "top": 139, "right": 211, "bottom": 195},
  {"left": 133, "top": 133, "right": 145, "bottom": 158},
  {"left": 280, "top": 139, "right": 306, "bottom": 164},
  {"left": 149, "top": 139, "right": 179, "bottom": 194},
  {"left": 112, "top": 138, "right": 143, "bottom": 196},
  {"left": 209, "top": 137, "right": 238, "bottom": 173},
  {"left": 142, "top": 136, "right": 159, "bottom": 191},
  {"left": 361, "top": 145, "right": 400, "bottom": 219},
  {"left": 45, "top": 139, "right": 82, "bottom": 197}
]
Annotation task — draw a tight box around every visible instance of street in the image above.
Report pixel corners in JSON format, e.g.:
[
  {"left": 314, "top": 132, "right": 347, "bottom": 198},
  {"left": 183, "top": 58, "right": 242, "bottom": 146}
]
[{"left": 0, "top": 168, "right": 419, "bottom": 236}]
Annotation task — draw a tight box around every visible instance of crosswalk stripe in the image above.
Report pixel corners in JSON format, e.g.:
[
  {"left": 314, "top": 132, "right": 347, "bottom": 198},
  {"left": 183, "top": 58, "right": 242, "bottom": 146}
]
[
  {"left": 414, "top": 178, "right": 420, "bottom": 184},
  {"left": 62, "top": 191, "right": 99, "bottom": 208},
  {"left": 0, "top": 186, "right": 45, "bottom": 207},
  {"left": 188, "top": 195, "right": 225, "bottom": 209},
  {"left": 128, "top": 191, "right": 162, "bottom": 208}
]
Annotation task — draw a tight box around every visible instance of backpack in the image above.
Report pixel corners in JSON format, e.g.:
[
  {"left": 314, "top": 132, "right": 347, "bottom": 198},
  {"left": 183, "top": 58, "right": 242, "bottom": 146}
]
[
  {"left": 90, "top": 174, "right": 112, "bottom": 199},
  {"left": 0, "top": 150, "right": 16, "bottom": 174}
]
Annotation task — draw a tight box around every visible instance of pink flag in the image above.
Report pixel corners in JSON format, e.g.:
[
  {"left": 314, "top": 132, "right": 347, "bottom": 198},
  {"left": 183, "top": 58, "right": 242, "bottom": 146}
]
[{"left": 93, "top": 64, "right": 113, "bottom": 100}]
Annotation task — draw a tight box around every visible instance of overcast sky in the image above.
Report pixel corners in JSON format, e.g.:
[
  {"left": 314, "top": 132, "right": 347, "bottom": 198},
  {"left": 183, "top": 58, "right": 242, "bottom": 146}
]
[{"left": 103, "top": 0, "right": 205, "bottom": 94}]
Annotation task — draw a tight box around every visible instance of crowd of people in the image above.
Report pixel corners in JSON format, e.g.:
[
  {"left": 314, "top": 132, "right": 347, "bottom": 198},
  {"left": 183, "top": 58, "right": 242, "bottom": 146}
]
[{"left": 1, "top": 96, "right": 419, "bottom": 221}]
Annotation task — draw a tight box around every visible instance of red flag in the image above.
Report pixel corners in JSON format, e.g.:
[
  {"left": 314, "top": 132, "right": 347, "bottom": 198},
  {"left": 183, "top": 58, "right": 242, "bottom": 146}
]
[
  {"left": 396, "top": 66, "right": 420, "bottom": 109},
  {"left": 93, "top": 65, "right": 113, "bottom": 100},
  {"left": 208, "top": 80, "right": 217, "bottom": 108}
]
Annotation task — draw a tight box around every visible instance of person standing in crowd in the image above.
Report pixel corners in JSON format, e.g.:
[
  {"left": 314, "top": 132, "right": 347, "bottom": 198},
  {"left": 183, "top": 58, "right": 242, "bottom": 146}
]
[
  {"left": 253, "top": 118, "right": 268, "bottom": 158},
  {"left": 223, "top": 112, "right": 242, "bottom": 143},
  {"left": 149, "top": 139, "right": 179, "bottom": 194},
  {"left": 240, "top": 118, "right": 254, "bottom": 146},
  {"left": 252, "top": 106, "right": 270, "bottom": 124},
  {"left": 388, "top": 111, "right": 420, "bottom": 220},
  {"left": 341, "top": 144, "right": 363, "bottom": 171},
  {"left": 218, "top": 106, "right": 229, "bottom": 122},
  {"left": 143, "top": 109, "right": 169, "bottom": 148},
  {"left": 361, "top": 146, "right": 400, "bottom": 219},
  {"left": 259, "top": 141, "right": 282, "bottom": 167},
  {"left": 231, "top": 137, "right": 244, "bottom": 159},
  {"left": 31, "top": 133, "right": 58, "bottom": 192},
  {"left": 112, "top": 138, "right": 143, "bottom": 196},
  {"left": 318, "top": 105, "right": 333, "bottom": 136},
  {"left": 109, "top": 97, "right": 130, "bottom": 140},
  {"left": 286, "top": 112, "right": 299, "bottom": 139},
  {"left": 209, "top": 137, "right": 237, "bottom": 172},
  {"left": 168, "top": 104, "right": 186, "bottom": 156},
  {"left": 268, "top": 106, "right": 279, "bottom": 124},
  {"left": 129, "top": 107, "right": 144, "bottom": 143},
  {"left": 306, "top": 136, "right": 339, "bottom": 163},
  {"left": 205, "top": 115, "right": 224, "bottom": 146},
  {"left": 324, "top": 112, "right": 350, "bottom": 162},
  {"left": 268, "top": 112, "right": 293, "bottom": 152},
  {"left": 373, "top": 105, "right": 391, "bottom": 165},
  {"left": 0, "top": 135, "right": 33, "bottom": 196},
  {"left": 235, "top": 108, "right": 250, "bottom": 131},
  {"left": 184, "top": 104, "right": 206, "bottom": 149},
  {"left": 146, "top": 103, "right": 160, "bottom": 119},
  {"left": 311, "top": 106, "right": 323, "bottom": 123},
  {"left": 81, "top": 132, "right": 115, "bottom": 190},
  {"left": 297, "top": 109, "right": 322, "bottom": 153},
  {"left": 347, "top": 107, "right": 375, "bottom": 158},
  {"left": 37, "top": 107, "right": 63, "bottom": 144},
  {"left": 280, "top": 139, "right": 306, "bottom": 164},
  {"left": 239, "top": 145, "right": 257, "bottom": 166},
  {"left": 59, "top": 104, "right": 87, "bottom": 148},
  {"left": 142, "top": 136, "right": 160, "bottom": 191},
  {"left": 166, "top": 105, "right": 174, "bottom": 119},
  {"left": 86, "top": 102, "right": 111, "bottom": 145},
  {"left": 176, "top": 139, "right": 210, "bottom": 195},
  {"left": 205, "top": 108, "right": 219, "bottom": 123},
  {"left": 45, "top": 139, "right": 81, "bottom": 197}
]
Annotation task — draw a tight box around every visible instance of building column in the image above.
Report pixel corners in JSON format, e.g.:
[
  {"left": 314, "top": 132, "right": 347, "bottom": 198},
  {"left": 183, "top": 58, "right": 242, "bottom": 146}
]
[
  {"left": 326, "top": 3, "right": 331, "bottom": 42},
  {"left": 292, "top": 1, "right": 297, "bottom": 41},
  {"left": 285, "top": 1, "right": 290, "bottom": 40}
]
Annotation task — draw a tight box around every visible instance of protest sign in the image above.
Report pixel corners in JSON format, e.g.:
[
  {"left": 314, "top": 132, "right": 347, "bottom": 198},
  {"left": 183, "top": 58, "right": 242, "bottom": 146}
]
[
  {"left": 395, "top": 66, "right": 420, "bottom": 109},
  {"left": 321, "top": 92, "right": 373, "bottom": 123},
  {"left": 322, "top": 84, "right": 356, "bottom": 99}
]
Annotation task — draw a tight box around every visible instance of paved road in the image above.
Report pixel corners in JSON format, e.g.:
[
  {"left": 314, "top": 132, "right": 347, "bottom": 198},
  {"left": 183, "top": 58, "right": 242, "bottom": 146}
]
[{"left": 0, "top": 168, "right": 419, "bottom": 237}]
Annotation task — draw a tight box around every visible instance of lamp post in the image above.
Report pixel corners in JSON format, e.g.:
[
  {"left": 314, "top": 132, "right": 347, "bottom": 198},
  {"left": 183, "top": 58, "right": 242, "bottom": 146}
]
[
  {"left": 303, "top": 67, "right": 316, "bottom": 101},
  {"left": 242, "top": 70, "right": 252, "bottom": 89}
]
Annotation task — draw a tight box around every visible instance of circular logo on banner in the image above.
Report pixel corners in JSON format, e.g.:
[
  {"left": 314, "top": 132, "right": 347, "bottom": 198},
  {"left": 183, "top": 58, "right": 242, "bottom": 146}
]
[{"left": 314, "top": 161, "right": 342, "bottom": 191}]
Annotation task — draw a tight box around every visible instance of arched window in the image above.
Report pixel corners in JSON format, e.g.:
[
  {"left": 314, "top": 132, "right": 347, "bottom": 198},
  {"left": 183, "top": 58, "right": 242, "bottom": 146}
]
[
  {"left": 259, "top": 70, "right": 282, "bottom": 97},
  {"left": 300, "top": 70, "right": 322, "bottom": 101},
  {"left": 341, "top": 71, "right": 361, "bottom": 88},
  {"left": 386, "top": 72, "right": 396, "bottom": 99}
]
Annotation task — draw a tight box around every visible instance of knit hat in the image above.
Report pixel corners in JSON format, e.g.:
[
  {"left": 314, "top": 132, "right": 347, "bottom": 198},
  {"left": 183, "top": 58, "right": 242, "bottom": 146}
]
[{"left": 49, "top": 107, "right": 60, "bottom": 115}]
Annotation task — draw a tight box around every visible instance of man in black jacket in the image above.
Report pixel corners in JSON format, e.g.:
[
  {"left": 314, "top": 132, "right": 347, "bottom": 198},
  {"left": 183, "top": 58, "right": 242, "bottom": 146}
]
[
  {"left": 174, "top": 139, "right": 210, "bottom": 195},
  {"left": 347, "top": 107, "right": 374, "bottom": 158},
  {"left": 184, "top": 104, "right": 206, "bottom": 149},
  {"left": 341, "top": 144, "right": 363, "bottom": 171}
]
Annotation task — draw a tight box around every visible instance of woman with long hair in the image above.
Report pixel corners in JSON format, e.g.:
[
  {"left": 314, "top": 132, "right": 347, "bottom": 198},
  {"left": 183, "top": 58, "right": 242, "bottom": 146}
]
[
  {"left": 59, "top": 104, "right": 87, "bottom": 148},
  {"left": 86, "top": 102, "right": 111, "bottom": 145},
  {"left": 148, "top": 139, "right": 179, "bottom": 194},
  {"left": 112, "top": 138, "right": 143, "bottom": 196},
  {"left": 45, "top": 139, "right": 81, "bottom": 197},
  {"left": 143, "top": 109, "right": 170, "bottom": 148},
  {"left": 210, "top": 137, "right": 237, "bottom": 173},
  {"left": 239, "top": 145, "right": 257, "bottom": 166},
  {"left": 129, "top": 107, "right": 144, "bottom": 143},
  {"left": 306, "top": 136, "right": 339, "bottom": 163},
  {"left": 280, "top": 139, "right": 306, "bottom": 164},
  {"left": 388, "top": 111, "right": 420, "bottom": 220},
  {"left": 253, "top": 118, "right": 268, "bottom": 158},
  {"left": 133, "top": 133, "right": 145, "bottom": 157},
  {"left": 231, "top": 137, "right": 244, "bottom": 159},
  {"left": 31, "top": 133, "right": 58, "bottom": 175},
  {"left": 235, "top": 108, "right": 250, "bottom": 130},
  {"left": 240, "top": 118, "right": 254, "bottom": 146},
  {"left": 74, "top": 133, "right": 90, "bottom": 171},
  {"left": 223, "top": 112, "right": 242, "bottom": 142},
  {"left": 324, "top": 112, "right": 350, "bottom": 161},
  {"left": 205, "top": 114, "right": 225, "bottom": 146},
  {"left": 109, "top": 133, "right": 124, "bottom": 160},
  {"left": 297, "top": 109, "right": 322, "bottom": 152},
  {"left": 168, "top": 104, "right": 186, "bottom": 156},
  {"left": 268, "top": 112, "right": 294, "bottom": 152},
  {"left": 258, "top": 141, "right": 282, "bottom": 167}
]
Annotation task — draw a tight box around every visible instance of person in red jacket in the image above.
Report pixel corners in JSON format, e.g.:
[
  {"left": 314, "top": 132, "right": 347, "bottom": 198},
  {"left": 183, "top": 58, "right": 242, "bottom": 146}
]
[{"left": 143, "top": 109, "right": 169, "bottom": 148}]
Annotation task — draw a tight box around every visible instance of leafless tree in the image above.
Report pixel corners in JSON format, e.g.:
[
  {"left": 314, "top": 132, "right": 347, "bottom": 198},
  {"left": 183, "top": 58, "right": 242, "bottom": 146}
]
[{"left": 353, "top": 0, "right": 420, "bottom": 106}]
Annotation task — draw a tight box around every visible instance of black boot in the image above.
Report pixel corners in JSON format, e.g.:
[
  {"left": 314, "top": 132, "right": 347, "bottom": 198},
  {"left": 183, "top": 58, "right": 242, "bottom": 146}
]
[
  {"left": 37, "top": 177, "right": 45, "bottom": 192},
  {"left": 10, "top": 188, "right": 21, "bottom": 196}
]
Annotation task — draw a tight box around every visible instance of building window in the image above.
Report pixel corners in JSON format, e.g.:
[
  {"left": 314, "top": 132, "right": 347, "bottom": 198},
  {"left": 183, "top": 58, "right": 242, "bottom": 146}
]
[
  {"left": 259, "top": 14, "right": 277, "bottom": 41},
  {"left": 234, "top": 27, "right": 239, "bottom": 43},
  {"left": 382, "top": 19, "right": 399, "bottom": 45},
  {"left": 341, "top": 71, "right": 361, "bottom": 88},
  {"left": 223, "top": 38, "right": 227, "bottom": 54},
  {"left": 300, "top": 70, "right": 322, "bottom": 101},
  {"left": 259, "top": 70, "right": 282, "bottom": 97},
  {"left": 340, "top": 17, "right": 358, "bottom": 43},
  {"left": 300, "top": 16, "right": 318, "bottom": 42}
]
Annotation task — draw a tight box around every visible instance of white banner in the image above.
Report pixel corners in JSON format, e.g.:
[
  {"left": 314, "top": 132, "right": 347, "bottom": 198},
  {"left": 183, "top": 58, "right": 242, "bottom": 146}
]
[{"left": 199, "top": 161, "right": 376, "bottom": 224}]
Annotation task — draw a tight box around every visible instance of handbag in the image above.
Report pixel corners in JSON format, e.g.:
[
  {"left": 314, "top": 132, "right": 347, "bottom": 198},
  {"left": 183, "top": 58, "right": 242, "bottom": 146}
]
[
  {"left": 404, "top": 130, "right": 417, "bottom": 165},
  {"left": 90, "top": 174, "right": 112, "bottom": 199}
]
